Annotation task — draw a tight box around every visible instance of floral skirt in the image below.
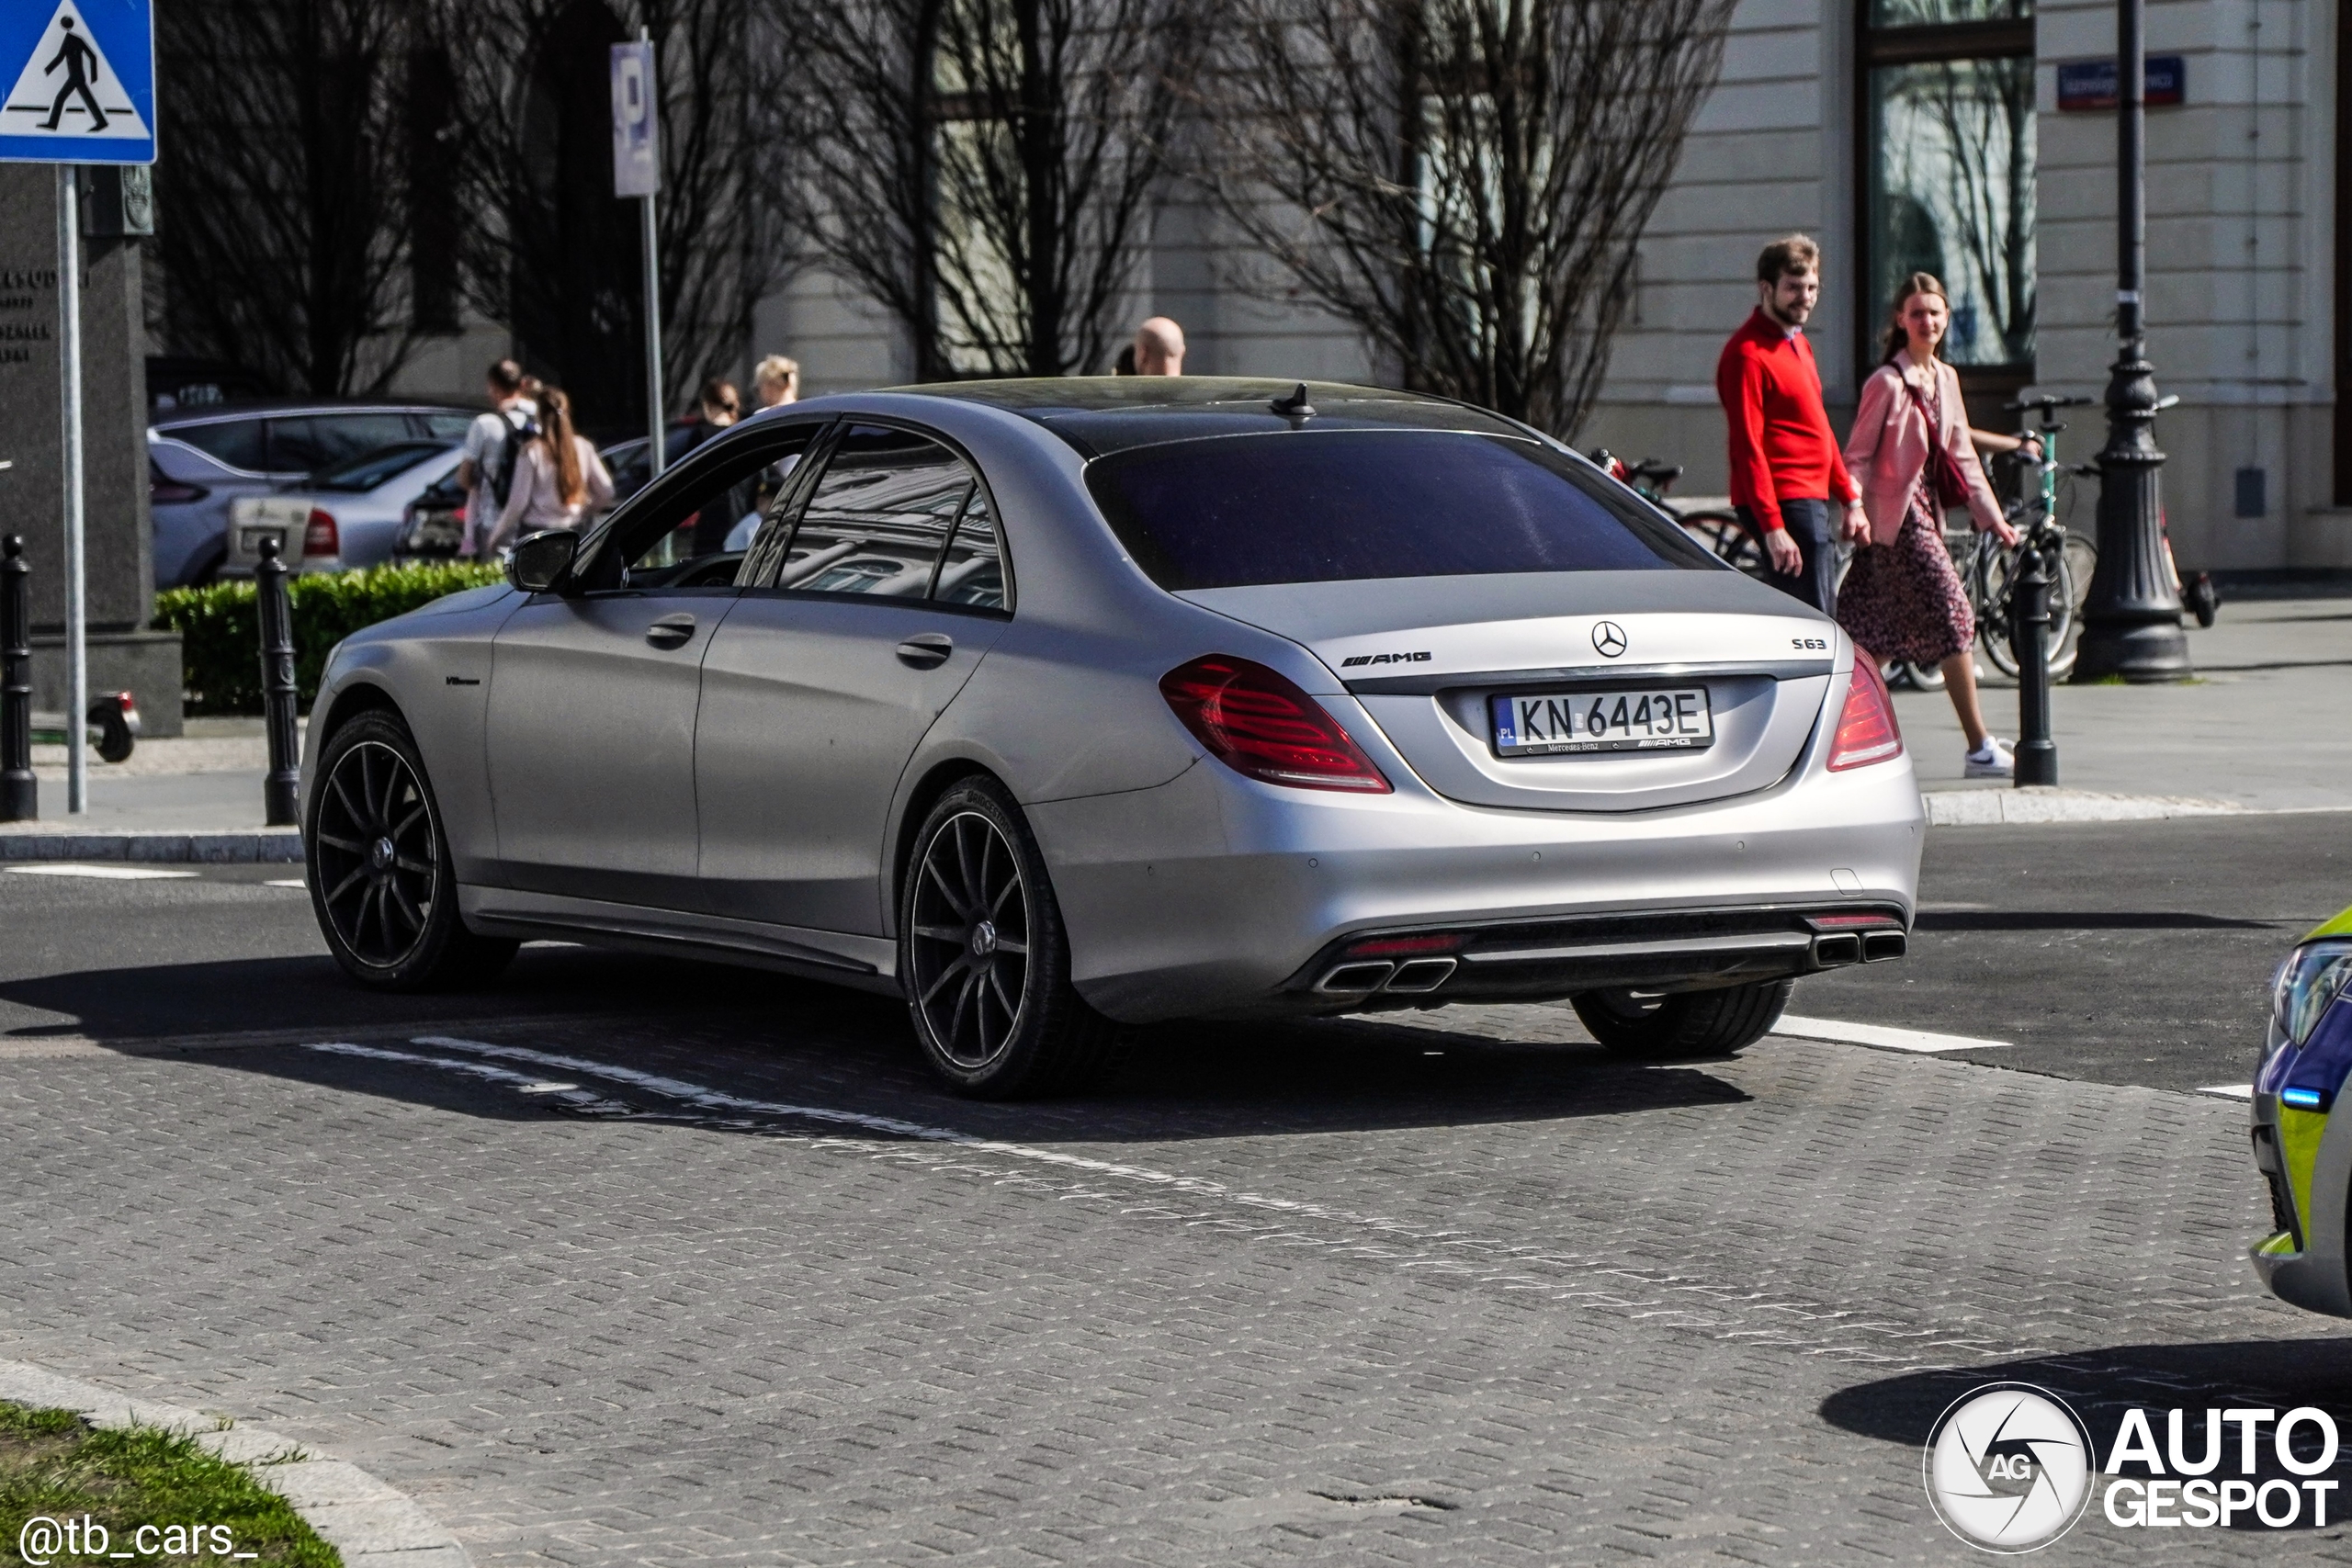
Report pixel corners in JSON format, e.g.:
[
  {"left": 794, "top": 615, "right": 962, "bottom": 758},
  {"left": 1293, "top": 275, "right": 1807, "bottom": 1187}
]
[{"left": 1836, "top": 482, "right": 1973, "bottom": 667}]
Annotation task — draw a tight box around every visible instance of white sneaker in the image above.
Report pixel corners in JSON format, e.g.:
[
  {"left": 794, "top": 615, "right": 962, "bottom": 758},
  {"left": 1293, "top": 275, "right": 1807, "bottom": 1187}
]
[{"left": 1964, "top": 737, "right": 2016, "bottom": 779}]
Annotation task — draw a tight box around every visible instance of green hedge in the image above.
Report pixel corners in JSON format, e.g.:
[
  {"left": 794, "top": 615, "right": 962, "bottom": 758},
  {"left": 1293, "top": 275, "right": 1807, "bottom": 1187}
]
[{"left": 153, "top": 561, "right": 503, "bottom": 714}]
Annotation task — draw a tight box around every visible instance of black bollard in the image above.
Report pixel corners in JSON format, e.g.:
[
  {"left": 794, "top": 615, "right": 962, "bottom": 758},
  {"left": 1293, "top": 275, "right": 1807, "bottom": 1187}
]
[
  {"left": 2, "top": 536, "right": 33, "bottom": 821},
  {"left": 2009, "top": 531, "right": 2058, "bottom": 786},
  {"left": 256, "top": 536, "right": 301, "bottom": 827}
]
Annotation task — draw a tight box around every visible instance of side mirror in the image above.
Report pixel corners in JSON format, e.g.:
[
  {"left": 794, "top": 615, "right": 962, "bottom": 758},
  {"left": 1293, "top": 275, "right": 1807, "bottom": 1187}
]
[{"left": 506, "top": 528, "right": 580, "bottom": 594}]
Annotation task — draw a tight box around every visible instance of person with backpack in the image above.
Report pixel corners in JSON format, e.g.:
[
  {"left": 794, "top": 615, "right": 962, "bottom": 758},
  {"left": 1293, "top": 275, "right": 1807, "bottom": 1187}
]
[
  {"left": 456, "top": 359, "right": 537, "bottom": 558},
  {"left": 485, "top": 388, "right": 613, "bottom": 556}
]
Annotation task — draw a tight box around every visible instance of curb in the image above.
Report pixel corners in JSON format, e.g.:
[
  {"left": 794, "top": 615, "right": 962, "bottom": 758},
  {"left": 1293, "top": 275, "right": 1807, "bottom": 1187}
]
[
  {"left": 0, "top": 1359, "right": 471, "bottom": 1568},
  {"left": 1921, "top": 787, "right": 2249, "bottom": 827},
  {"left": 0, "top": 830, "right": 302, "bottom": 863}
]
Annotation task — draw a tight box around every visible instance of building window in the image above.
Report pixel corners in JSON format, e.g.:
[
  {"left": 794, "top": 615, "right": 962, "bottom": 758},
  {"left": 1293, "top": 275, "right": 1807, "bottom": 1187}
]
[{"left": 1859, "top": 1, "right": 2035, "bottom": 376}]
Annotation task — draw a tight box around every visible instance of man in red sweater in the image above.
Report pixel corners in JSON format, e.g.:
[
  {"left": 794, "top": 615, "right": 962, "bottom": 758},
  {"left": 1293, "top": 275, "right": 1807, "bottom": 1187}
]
[{"left": 1715, "top": 235, "right": 1867, "bottom": 613}]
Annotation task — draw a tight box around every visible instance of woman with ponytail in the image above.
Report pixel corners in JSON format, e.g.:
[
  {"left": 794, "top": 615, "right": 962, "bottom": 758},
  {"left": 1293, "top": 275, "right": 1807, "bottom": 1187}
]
[
  {"left": 1840, "top": 272, "right": 2021, "bottom": 778},
  {"left": 488, "top": 386, "right": 613, "bottom": 555}
]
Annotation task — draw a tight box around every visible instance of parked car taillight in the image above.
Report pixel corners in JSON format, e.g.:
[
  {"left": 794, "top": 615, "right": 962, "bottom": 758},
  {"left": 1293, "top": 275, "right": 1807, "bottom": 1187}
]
[
  {"left": 151, "top": 477, "right": 208, "bottom": 505},
  {"left": 1159, "top": 655, "right": 1392, "bottom": 794},
  {"left": 303, "top": 509, "right": 339, "bottom": 558},
  {"left": 1826, "top": 659, "right": 1903, "bottom": 771}
]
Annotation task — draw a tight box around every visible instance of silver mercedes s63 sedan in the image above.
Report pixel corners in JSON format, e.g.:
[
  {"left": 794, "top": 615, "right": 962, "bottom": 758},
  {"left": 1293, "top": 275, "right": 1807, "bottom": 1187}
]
[{"left": 300, "top": 378, "right": 1923, "bottom": 1095}]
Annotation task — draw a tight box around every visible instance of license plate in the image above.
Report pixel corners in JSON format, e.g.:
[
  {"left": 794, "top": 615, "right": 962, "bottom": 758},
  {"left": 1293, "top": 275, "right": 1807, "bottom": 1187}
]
[
  {"left": 1489, "top": 687, "right": 1713, "bottom": 756},
  {"left": 239, "top": 525, "right": 287, "bottom": 558}
]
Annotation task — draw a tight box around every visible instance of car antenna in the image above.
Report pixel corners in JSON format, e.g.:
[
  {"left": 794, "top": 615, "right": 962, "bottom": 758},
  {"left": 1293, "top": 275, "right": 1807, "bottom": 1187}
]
[{"left": 1270, "top": 383, "right": 1316, "bottom": 419}]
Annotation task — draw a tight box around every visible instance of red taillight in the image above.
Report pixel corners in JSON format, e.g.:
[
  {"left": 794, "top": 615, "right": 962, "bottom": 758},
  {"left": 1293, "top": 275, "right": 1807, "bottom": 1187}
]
[
  {"left": 303, "top": 508, "right": 339, "bottom": 557},
  {"left": 1826, "top": 659, "right": 1903, "bottom": 771},
  {"left": 1344, "top": 933, "right": 1464, "bottom": 958},
  {"left": 1159, "top": 655, "right": 1393, "bottom": 794}
]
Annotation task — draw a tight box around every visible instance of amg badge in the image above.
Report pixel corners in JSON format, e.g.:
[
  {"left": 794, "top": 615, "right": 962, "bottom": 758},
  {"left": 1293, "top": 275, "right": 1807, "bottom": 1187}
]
[{"left": 1340, "top": 650, "right": 1432, "bottom": 668}]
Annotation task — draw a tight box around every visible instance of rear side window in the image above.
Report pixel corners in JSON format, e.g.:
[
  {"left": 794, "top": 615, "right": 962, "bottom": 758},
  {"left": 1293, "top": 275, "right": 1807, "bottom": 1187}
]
[
  {"left": 168, "top": 417, "right": 267, "bottom": 471},
  {"left": 778, "top": 425, "right": 976, "bottom": 601},
  {"left": 1085, "top": 430, "right": 1716, "bottom": 591}
]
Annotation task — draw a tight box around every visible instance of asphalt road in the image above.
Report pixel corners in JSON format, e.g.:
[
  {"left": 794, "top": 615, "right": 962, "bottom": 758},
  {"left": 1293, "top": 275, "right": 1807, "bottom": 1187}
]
[
  {"left": 3, "top": 813, "right": 2337, "bottom": 1093},
  {"left": 4, "top": 816, "right": 2349, "bottom": 1566}
]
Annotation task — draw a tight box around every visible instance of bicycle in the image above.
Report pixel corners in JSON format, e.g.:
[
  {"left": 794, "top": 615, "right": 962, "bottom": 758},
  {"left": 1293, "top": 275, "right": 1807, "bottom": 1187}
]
[
  {"left": 1589, "top": 449, "right": 1765, "bottom": 577},
  {"left": 1885, "top": 395, "right": 2100, "bottom": 692}
]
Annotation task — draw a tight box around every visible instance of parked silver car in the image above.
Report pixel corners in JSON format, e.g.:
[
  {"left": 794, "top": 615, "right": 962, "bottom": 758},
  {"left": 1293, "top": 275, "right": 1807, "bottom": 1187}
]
[
  {"left": 225, "top": 441, "right": 463, "bottom": 576},
  {"left": 150, "top": 403, "right": 477, "bottom": 586},
  {"left": 300, "top": 379, "right": 1924, "bottom": 1096}
]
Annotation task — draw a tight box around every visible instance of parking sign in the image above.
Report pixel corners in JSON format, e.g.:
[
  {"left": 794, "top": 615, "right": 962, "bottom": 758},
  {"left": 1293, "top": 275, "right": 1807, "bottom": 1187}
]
[
  {"left": 0, "top": 0, "right": 153, "bottom": 164},
  {"left": 611, "top": 40, "right": 657, "bottom": 197}
]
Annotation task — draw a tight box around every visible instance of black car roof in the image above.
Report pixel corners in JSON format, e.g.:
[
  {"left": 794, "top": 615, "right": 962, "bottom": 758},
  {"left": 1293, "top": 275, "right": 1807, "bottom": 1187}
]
[{"left": 888, "top": 377, "right": 1532, "bottom": 457}]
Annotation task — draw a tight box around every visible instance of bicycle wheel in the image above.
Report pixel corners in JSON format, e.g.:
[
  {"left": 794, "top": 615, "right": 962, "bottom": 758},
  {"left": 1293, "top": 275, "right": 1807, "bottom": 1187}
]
[
  {"left": 1976, "top": 540, "right": 2020, "bottom": 677},
  {"left": 1679, "top": 509, "right": 1768, "bottom": 581}
]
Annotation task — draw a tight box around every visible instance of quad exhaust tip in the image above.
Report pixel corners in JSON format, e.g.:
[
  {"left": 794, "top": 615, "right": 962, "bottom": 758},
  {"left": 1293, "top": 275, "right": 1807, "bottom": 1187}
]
[
  {"left": 1862, "top": 931, "right": 1906, "bottom": 962},
  {"left": 1315, "top": 956, "right": 1459, "bottom": 995}
]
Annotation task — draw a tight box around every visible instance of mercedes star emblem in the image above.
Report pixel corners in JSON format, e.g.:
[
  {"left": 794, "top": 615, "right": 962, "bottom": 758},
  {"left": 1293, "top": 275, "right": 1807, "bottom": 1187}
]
[{"left": 1592, "top": 621, "right": 1628, "bottom": 658}]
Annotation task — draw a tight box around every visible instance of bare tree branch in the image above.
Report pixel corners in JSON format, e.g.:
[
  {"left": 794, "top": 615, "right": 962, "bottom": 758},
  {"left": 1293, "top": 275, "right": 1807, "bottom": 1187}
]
[
  {"left": 431, "top": 0, "right": 795, "bottom": 423},
  {"left": 154, "top": 0, "right": 426, "bottom": 396},
  {"left": 1194, "top": 0, "right": 1734, "bottom": 435},
  {"left": 775, "top": 0, "right": 1200, "bottom": 378}
]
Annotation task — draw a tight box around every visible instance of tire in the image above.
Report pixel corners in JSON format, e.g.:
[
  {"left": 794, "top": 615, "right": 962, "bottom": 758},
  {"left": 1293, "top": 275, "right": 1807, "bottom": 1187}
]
[
  {"left": 1981, "top": 543, "right": 2078, "bottom": 679},
  {"left": 1680, "top": 509, "right": 1769, "bottom": 581},
  {"left": 1893, "top": 659, "right": 1946, "bottom": 693},
  {"left": 1570, "top": 978, "right": 1793, "bottom": 1059},
  {"left": 898, "top": 775, "right": 1121, "bottom": 1099},
  {"left": 307, "top": 709, "right": 516, "bottom": 990}
]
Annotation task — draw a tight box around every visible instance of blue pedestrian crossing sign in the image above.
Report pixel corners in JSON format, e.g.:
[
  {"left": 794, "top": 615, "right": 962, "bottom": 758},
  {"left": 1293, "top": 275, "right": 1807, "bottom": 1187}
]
[{"left": 0, "top": 0, "right": 154, "bottom": 164}]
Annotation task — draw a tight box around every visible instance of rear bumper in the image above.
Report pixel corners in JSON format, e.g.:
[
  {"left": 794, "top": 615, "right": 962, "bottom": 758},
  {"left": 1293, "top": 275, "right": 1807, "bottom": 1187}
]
[{"left": 1030, "top": 746, "right": 1924, "bottom": 1024}]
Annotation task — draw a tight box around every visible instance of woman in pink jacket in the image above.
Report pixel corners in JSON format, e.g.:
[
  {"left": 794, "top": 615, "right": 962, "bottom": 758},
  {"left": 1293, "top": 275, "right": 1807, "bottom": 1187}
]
[{"left": 1840, "top": 271, "right": 2024, "bottom": 780}]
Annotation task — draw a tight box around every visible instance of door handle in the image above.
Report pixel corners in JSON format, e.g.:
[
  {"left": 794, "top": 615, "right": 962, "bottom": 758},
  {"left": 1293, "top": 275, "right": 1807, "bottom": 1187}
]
[
  {"left": 645, "top": 614, "right": 697, "bottom": 649},
  {"left": 896, "top": 633, "right": 954, "bottom": 669}
]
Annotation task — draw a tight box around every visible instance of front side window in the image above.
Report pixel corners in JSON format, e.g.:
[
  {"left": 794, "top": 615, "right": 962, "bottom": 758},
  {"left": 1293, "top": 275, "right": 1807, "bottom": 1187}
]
[
  {"left": 595, "top": 425, "right": 820, "bottom": 588},
  {"left": 1861, "top": 0, "right": 2035, "bottom": 371},
  {"left": 1086, "top": 429, "right": 1715, "bottom": 592},
  {"left": 775, "top": 425, "right": 980, "bottom": 601}
]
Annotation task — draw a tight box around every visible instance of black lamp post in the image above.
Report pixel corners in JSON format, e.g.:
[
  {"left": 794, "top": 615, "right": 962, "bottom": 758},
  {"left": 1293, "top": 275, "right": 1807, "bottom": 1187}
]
[{"left": 2075, "top": 0, "right": 2193, "bottom": 682}]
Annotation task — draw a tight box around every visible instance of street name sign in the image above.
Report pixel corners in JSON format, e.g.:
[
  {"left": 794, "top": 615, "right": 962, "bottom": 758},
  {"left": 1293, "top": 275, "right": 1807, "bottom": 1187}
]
[{"left": 0, "top": 0, "right": 153, "bottom": 164}]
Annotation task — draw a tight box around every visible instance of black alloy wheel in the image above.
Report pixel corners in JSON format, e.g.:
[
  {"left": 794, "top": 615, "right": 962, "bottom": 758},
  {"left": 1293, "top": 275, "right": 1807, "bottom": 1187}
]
[
  {"left": 899, "top": 776, "right": 1118, "bottom": 1098},
  {"left": 307, "top": 709, "right": 515, "bottom": 989},
  {"left": 910, "top": 808, "right": 1033, "bottom": 1070}
]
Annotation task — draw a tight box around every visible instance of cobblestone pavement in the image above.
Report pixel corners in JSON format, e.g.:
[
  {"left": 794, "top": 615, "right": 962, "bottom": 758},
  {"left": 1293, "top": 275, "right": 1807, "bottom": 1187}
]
[{"left": 6, "top": 976, "right": 2350, "bottom": 1565}]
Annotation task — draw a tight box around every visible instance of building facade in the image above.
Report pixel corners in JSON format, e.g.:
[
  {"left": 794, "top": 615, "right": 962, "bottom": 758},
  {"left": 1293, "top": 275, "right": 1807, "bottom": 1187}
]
[{"left": 406, "top": 0, "right": 2347, "bottom": 572}]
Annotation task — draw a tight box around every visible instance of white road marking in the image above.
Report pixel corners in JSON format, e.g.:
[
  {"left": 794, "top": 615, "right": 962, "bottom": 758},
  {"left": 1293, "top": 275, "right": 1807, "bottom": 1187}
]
[
  {"left": 2197, "top": 1084, "right": 2255, "bottom": 1100},
  {"left": 1771, "top": 1014, "right": 2012, "bottom": 1054},
  {"left": 522, "top": 940, "right": 581, "bottom": 948},
  {"left": 263, "top": 878, "right": 305, "bottom": 889},
  {"left": 4, "top": 863, "right": 198, "bottom": 880},
  {"left": 302, "top": 1042, "right": 634, "bottom": 1114}
]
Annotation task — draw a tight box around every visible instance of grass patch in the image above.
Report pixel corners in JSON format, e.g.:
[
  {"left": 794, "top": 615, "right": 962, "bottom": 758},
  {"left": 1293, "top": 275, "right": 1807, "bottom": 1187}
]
[{"left": 0, "top": 1402, "right": 338, "bottom": 1566}]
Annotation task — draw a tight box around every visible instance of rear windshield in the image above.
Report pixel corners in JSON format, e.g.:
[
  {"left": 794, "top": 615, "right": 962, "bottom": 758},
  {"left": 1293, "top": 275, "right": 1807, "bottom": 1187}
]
[{"left": 1085, "top": 430, "right": 1716, "bottom": 591}]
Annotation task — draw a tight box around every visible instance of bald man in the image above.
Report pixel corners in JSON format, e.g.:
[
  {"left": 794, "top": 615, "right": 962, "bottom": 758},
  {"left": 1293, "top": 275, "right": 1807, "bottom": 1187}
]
[{"left": 1134, "top": 316, "right": 1186, "bottom": 376}]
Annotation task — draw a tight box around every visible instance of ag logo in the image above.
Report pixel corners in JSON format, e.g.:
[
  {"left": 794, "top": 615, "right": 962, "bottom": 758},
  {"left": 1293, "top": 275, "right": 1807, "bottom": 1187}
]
[
  {"left": 1591, "top": 621, "right": 1628, "bottom": 658},
  {"left": 1924, "top": 1383, "right": 2094, "bottom": 1552}
]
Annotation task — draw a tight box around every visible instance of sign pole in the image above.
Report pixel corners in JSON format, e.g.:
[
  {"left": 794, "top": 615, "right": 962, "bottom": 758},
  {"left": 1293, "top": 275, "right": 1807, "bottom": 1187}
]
[
  {"left": 619, "top": 25, "right": 665, "bottom": 481},
  {"left": 56, "top": 164, "right": 85, "bottom": 814},
  {"left": 642, "top": 186, "right": 662, "bottom": 479}
]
